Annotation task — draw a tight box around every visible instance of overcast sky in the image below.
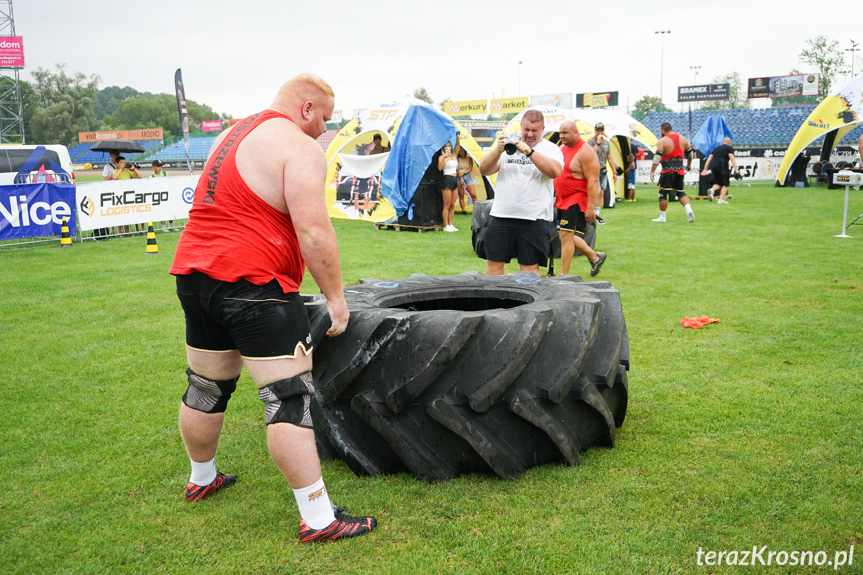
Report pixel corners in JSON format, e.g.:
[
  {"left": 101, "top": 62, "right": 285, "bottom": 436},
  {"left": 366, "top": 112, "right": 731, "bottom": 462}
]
[{"left": 14, "top": 0, "right": 863, "bottom": 119}]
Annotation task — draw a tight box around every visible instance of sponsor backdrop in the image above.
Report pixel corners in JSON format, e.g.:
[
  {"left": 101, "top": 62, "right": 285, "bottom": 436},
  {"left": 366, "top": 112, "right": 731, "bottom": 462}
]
[
  {"left": 75, "top": 176, "right": 199, "bottom": 231},
  {"left": 678, "top": 83, "right": 730, "bottom": 102},
  {"left": 748, "top": 73, "right": 819, "bottom": 99},
  {"left": 576, "top": 92, "right": 619, "bottom": 108},
  {"left": 531, "top": 93, "right": 573, "bottom": 109},
  {"left": 0, "top": 183, "right": 76, "bottom": 240},
  {"left": 0, "top": 36, "right": 24, "bottom": 67},
  {"left": 78, "top": 129, "right": 164, "bottom": 143}
]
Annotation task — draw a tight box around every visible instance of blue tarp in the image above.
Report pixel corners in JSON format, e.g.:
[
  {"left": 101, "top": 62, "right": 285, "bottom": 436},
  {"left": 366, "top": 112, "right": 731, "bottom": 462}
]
[
  {"left": 692, "top": 116, "right": 733, "bottom": 155},
  {"left": 380, "top": 104, "right": 456, "bottom": 216}
]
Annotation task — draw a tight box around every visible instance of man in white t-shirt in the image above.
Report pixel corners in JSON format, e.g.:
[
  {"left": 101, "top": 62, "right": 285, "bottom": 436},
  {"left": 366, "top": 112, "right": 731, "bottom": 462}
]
[{"left": 479, "top": 109, "right": 564, "bottom": 276}]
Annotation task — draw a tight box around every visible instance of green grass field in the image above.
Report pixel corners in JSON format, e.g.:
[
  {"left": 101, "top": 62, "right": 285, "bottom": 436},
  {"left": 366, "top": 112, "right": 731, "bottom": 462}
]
[{"left": 1, "top": 182, "right": 862, "bottom": 574}]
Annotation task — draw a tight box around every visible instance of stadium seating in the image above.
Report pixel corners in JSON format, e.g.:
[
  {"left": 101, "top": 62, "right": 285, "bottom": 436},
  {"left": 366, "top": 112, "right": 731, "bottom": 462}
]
[{"left": 642, "top": 105, "right": 863, "bottom": 150}]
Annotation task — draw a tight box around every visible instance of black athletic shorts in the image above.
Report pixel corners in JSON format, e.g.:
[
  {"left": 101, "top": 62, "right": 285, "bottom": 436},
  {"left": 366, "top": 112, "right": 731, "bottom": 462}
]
[
  {"left": 556, "top": 204, "right": 588, "bottom": 238},
  {"left": 483, "top": 216, "right": 551, "bottom": 266},
  {"left": 658, "top": 171, "right": 686, "bottom": 201},
  {"left": 711, "top": 167, "right": 730, "bottom": 187},
  {"left": 441, "top": 175, "right": 459, "bottom": 191},
  {"left": 176, "top": 272, "right": 312, "bottom": 360}
]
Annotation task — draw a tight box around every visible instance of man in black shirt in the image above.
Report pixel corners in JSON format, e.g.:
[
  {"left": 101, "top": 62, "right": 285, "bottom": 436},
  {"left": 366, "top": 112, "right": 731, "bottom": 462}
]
[{"left": 700, "top": 137, "right": 739, "bottom": 204}]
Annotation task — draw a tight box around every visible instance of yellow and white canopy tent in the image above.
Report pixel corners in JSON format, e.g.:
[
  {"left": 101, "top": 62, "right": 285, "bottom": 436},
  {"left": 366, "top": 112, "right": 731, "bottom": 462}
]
[
  {"left": 324, "top": 97, "right": 489, "bottom": 222},
  {"left": 776, "top": 73, "right": 863, "bottom": 185},
  {"left": 503, "top": 107, "right": 658, "bottom": 203}
]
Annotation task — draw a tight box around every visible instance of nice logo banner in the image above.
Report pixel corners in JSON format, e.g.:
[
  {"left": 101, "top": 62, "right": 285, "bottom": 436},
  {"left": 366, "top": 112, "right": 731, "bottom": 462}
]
[{"left": 0, "top": 183, "right": 76, "bottom": 240}]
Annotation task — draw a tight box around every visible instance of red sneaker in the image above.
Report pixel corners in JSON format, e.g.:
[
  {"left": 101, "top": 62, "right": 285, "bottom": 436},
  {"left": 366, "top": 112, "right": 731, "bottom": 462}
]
[
  {"left": 185, "top": 472, "right": 237, "bottom": 502},
  {"left": 298, "top": 507, "right": 376, "bottom": 543}
]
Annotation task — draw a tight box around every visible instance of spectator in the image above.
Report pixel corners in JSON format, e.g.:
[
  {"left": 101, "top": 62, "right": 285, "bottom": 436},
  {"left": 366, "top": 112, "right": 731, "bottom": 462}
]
[
  {"left": 456, "top": 147, "right": 478, "bottom": 214},
  {"left": 102, "top": 150, "right": 120, "bottom": 181},
  {"left": 624, "top": 153, "right": 637, "bottom": 201},
  {"left": 478, "top": 109, "right": 563, "bottom": 276},
  {"left": 368, "top": 133, "right": 390, "bottom": 155},
  {"left": 586, "top": 123, "right": 621, "bottom": 224},
  {"left": 438, "top": 140, "right": 460, "bottom": 232},
  {"left": 150, "top": 159, "right": 168, "bottom": 178}
]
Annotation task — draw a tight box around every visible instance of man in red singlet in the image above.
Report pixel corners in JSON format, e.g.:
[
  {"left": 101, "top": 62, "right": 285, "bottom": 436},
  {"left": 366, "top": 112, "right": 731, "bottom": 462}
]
[
  {"left": 553, "top": 121, "right": 606, "bottom": 276},
  {"left": 170, "top": 74, "right": 375, "bottom": 543},
  {"left": 649, "top": 122, "right": 696, "bottom": 223}
]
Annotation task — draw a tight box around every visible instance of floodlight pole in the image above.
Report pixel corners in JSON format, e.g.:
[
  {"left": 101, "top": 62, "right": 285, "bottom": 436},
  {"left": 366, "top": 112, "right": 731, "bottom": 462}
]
[
  {"left": 655, "top": 30, "right": 671, "bottom": 103},
  {"left": 847, "top": 40, "right": 859, "bottom": 79},
  {"left": 518, "top": 61, "right": 522, "bottom": 96}
]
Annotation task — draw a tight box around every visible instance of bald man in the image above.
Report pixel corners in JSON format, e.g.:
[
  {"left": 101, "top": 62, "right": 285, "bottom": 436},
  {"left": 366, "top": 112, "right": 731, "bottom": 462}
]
[
  {"left": 170, "top": 74, "right": 376, "bottom": 543},
  {"left": 700, "top": 136, "right": 740, "bottom": 204},
  {"left": 553, "top": 121, "right": 606, "bottom": 276}
]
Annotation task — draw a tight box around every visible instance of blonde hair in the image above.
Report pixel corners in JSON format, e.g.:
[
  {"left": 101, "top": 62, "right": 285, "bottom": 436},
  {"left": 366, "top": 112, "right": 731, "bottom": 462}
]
[{"left": 276, "top": 73, "right": 334, "bottom": 104}]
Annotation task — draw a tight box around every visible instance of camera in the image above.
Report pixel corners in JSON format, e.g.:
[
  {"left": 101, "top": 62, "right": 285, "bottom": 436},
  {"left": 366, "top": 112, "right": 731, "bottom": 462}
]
[{"left": 504, "top": 132, "right": 521, "bottom": 155}]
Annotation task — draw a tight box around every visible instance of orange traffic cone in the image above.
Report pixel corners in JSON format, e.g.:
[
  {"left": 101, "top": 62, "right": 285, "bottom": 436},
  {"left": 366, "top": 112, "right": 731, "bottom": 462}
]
[
  {"left": 145, "top": 222, "right": 159, "bottom": 255},
  {"left": 59, "top": 217, "right": 73, "bottom": 247}
]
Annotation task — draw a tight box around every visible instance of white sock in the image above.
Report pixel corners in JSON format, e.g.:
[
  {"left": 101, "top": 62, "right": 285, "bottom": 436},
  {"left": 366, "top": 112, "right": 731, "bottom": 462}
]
[
  {"left": 189, "top": 457, "right": 216, "bottom": 486},
  {"left": 685, "top": 204, "right": 694, "bottom": 215},
  {"left": 594, "top": 207, "right": 601, "bottom": 216},
  {"left": 656, "top": 211, "right": 666, "bottom": 221},
  {"left": 293, "top": 477, "right": 336, "bottom": 529}
]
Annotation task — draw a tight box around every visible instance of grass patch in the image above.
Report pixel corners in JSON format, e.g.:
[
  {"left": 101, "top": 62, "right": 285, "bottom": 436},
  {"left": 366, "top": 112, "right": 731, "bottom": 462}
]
[{"left": 1, "top": 183, "right": 862, "bottom": 574}]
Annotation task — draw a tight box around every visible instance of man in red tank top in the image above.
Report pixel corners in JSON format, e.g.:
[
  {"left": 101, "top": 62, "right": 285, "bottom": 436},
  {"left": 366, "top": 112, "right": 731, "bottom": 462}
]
[
  {"left": 170, "top": 74, "right": 375, "bottom": 542},
  {"left": 649, "top": 122, "right": 696, "bottom": 223},
  {"left": 553, "top": 121, "right": 607, "bottom": 276}
]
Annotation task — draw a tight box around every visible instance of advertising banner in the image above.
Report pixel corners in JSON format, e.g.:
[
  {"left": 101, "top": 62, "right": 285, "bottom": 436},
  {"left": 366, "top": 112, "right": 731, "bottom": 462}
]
[
  {"left": 489, "top": 97, "right": 529, "bottom": 115},
  {"left": 748, "top": 74, "right": 819, "bottom": 99},
  {"left": 678, "top": 83, "right": 730, "bottom": 102},
  {"left": 531, "top": 93, "right": 573, "bottom": 109},
  {"left": 175, "top": 69, "right": 192, "bottom": 172},
  {"left": 444, "top": 99, "right": 488, "bottom": 116},
  {"left": 0, "top": 183, "right": 76, "bottom": 240},
  {"left": 75, "top": 175, "right": 199, "bottom": 231},
  {"left": 78, "top": 129, "right": 164, "bottom": 143},
  {"left": 0, "top": 36, "right": 24, "bottom": 68},
  {"left": 576, "top": 92, "right": 619, "bottom": 108},
  {"left": 201, "top": 120, "right": 223, "bottom": 132}
]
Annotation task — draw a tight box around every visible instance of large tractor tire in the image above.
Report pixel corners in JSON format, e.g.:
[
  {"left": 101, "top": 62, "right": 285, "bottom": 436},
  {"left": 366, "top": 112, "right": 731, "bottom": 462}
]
[{"left": 304, "top": 272, "right": 629, "bottom": 482}]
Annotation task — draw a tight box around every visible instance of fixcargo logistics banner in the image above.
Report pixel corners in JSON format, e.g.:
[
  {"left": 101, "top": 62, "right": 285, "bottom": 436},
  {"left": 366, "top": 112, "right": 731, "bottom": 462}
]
[
  {"left": 489, "top": 97, "right": 529, "bottom": 115},
  {"left": 0, "top": 183, "right": 76, "bottom": 240},
  {"left": 75, "top": 175, "right": 200, "bottom": 231},
  {"left": 444, "top": 100, "right": 488, "bottom": 116}
]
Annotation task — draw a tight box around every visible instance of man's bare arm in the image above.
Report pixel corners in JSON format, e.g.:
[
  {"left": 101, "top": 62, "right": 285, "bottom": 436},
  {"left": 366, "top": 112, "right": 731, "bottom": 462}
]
[{"left": 284, "top": 139, "right": 348, "bottom": 336}]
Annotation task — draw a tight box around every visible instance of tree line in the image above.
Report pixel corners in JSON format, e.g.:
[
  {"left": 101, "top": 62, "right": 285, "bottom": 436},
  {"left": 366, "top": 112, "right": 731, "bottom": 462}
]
[{"left": 16, "top": 64, "right": 227, "bottom": 148}]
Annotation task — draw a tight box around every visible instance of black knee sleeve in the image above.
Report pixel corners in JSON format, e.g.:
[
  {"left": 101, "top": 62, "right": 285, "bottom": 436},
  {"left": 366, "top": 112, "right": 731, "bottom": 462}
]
[
  {"left": 258, "top": 371, "right": 315, "bottom": 428},
  {"left": 182, "top": 367, "right": 239, "bottom": 414}
]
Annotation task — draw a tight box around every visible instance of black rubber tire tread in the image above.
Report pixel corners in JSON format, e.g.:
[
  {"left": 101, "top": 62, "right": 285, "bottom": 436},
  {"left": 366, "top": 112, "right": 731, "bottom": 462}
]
[{"left": 305, "top": 272, "right": 629, "bottom": 482}]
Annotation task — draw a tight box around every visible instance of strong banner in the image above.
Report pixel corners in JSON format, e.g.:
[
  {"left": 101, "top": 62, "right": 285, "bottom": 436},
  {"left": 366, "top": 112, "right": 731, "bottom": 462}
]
[
  {"left": 0, "top": 183, "right": 76, "bottom": 240},
  {"left": 175, "top": 69, "right": 193, "bottom": 173},
  {"left": 576, "top": 92, "right": 619, "bottom": 108},
  {"left": 75, "top": 176, "right": 200, "bottom": 231}
]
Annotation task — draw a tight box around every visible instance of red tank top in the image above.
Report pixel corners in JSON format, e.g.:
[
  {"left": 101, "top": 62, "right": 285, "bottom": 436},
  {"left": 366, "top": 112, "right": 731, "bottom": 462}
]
[
  {"left": 554, "top": 139, "right": 589, "bottom": 211},
  {"left": 170, "top": 110, "right": 304, "bottom": 293},
  {"left": 660, "top": 133, "right": 685, "bottom": 175}
]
